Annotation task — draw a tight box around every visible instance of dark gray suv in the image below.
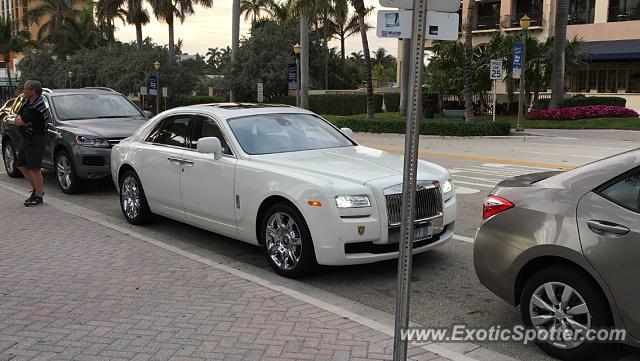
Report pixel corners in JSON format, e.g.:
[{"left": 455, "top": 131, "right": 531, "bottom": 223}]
[{"left": 1, "top": 88, "right": 149, "bottom": 193}]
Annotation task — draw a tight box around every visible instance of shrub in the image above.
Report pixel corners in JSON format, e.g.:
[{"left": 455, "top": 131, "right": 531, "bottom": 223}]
[
  {"left": 527, "top": 105, "right": 639, "bottom": 120},
  {"left": 178, "top": 95, "right": 227, "bottom": 106},
  {"left": 533, "top": 96, "right": 627, "bottom": 109},
  {"left": 327, "top": 117, "right": 511, "bottom": 136},
  {"left": 383, "top": 93, "right": 401, "bottom": 112},
  {"left": 272, "top": 94, "right": 384, "bottom": 115}
]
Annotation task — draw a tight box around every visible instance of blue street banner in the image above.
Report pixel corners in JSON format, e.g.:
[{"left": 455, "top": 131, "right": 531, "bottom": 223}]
[
  {"left": 149, "top": 75, "right": 158, "bottom": 95},
  {"left": 288, "top": 63, "right": 297, "bottom": 90},
  {"left": 512, "top": 43, "right": 523, "bottom": 79}
]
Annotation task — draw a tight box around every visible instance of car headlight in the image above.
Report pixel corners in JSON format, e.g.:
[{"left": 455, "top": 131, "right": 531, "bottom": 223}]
[
  {"left": 76, "top": 135, "right": 109, "bottom": 148},
  {"left": 335, "top": 195, "right": 371, "bottom": 208},
  {"left": 441, "top": 180, "right": 453, "bottom": 194}
]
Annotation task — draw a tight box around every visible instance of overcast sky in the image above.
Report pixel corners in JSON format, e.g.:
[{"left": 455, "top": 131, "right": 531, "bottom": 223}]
[{"left": 114, "top": 0, "right": 400, "bottom": 58}]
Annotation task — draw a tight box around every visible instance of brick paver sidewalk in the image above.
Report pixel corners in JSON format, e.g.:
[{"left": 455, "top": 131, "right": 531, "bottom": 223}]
[{"left": 0, "top": 187, "right": 448, "bottom": 361}]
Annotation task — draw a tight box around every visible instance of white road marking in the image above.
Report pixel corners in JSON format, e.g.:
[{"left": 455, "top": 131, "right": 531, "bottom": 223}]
[
  {"left": 524, "top": 151, "right": 601, "bottom": 159},
  {"left": 454, "top": 235, "right": 475, "bottom": 243},
  {"left": 452, "top": 169, "right": 521, "bottom": 178},
  {"left": 454, "top": 186, "right": 480, "bottom": 195},
  {"left": 524, "top": 142, "right": 629, "bottom": 151},
  {"left": 452, "top": 174, "right": 502, "bottom": 183},
  {"left": 482, "top": 163, "right": 560, "bottom": 171},
  {"left": 453, "top": 180, "right": 494, "bottom": 188}
]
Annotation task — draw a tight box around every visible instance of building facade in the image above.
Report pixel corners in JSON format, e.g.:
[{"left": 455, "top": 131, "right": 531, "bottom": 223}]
[{"left": 415, "top": 0, "right": 640, "bottom": 109}]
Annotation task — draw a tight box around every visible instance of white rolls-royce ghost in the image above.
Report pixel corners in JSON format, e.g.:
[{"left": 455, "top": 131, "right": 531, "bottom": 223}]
[{"left": 111, "top": 104, "right": 456, "bottom": 277}]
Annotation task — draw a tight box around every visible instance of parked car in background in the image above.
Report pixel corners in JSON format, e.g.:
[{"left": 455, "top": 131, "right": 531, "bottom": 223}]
[
  {"left": 1, "top": 88, "right": 149, "bottom": 193},
  {"left": 0, "top": 97, "right": 17, "bottom": 122},
  {"left": 474, "top": 150, "right": 640, "bottom": 360},
  {"left": 111, "top": 104, "right": 456, "bottom": 277}
]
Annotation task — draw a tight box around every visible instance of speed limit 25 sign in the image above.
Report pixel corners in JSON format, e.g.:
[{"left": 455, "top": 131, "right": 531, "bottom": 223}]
[{"left": 490, "top": 59, "right": 502, "bottom": 80}]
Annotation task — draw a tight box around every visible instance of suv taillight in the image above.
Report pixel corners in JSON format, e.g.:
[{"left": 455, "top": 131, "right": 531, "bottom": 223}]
[{"left": 483, "top": 195, "right": 514, "bottom": 219}]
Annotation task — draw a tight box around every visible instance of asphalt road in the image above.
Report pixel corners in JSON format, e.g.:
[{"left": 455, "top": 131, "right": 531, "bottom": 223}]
[{"left": 2, "top": 131, "right": 639, "bottom": 361}]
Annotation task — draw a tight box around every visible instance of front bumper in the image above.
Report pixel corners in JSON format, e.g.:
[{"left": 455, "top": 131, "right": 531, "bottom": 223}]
[{"left": 72, "top": 145, "right": 113, "bottom": 179}]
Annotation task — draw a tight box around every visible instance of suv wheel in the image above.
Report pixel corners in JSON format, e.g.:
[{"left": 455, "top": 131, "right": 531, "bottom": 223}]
[
  {"left": 260, "top": 202, "right": 316, "bottom": 278},
  {"left": 521, "top": 265, "right": 612, "bottom": 360},
  {"left": 56, "top": 150, "right": 83, "bottom": 194},
  {"left": 119, "top": 170, "right": 152, "bottom": 225},
  {"left": 2, "top": 140, "right": 22, "bottom": 177}
]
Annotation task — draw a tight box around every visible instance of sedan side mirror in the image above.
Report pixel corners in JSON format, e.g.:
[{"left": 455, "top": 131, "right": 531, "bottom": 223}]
[
  {"left": 197, "top": 136, "right": 222, "bottom": 160},
  {"left": 143, "top": 110, "right": 154, "bottom": 118},
  {"left": 340, "top": 127, "right": 354, "bottom": 138}
]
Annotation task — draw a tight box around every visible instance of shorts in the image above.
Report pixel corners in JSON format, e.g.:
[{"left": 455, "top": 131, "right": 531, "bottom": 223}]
[{"left": 16, "top": 135, "right": 46, "bottom": 170}]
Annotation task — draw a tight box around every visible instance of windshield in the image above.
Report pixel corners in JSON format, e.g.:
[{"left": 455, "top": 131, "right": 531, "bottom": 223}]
[
  {"left": 227, "top": 113, "right": 354, "bottom": 155},
  {"left": 52, "top": 94, "right": 142, "bottom": 121}
]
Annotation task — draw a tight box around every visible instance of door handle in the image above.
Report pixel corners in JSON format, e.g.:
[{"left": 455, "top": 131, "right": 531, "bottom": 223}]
[
  {"left": 167, "top": 157, "right": 183, "bottom": 163},
  {"left": 587, "top": 220, "right": 630, "bottom": 236},
  {"left": 181, "top": 159, "right": 194, "bottom": 166}
]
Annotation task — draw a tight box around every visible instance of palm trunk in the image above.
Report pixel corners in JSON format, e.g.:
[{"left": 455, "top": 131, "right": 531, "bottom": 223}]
[
  {"left": 323, "top": 10, "right": 329, "bottom": 90},
  {"left": 6, "top": 54, "right": 12, "bottom": 98},
  {"left": 463, "top": 0, "right": 475, "bottom": 123},
  {"left": 300, "top": 12, "right": 309, "bottom": 109},
  {"left": 135, "top": 22, "right": 143, "bottom": 51},
  {"left": 354, "top": 0, "right": 374, "bottom": 120},
  {"left": 231, "top": 0, "right": 240, "bottom": 102},
  {"left": 549, "top": 0, "right": 569, "bottom": 109},
  {"left": 167, "top": 14, "right": 175, "bottom": 61},
  {"left": 340, "top": 34, "right": 346, "bottom": 60}
]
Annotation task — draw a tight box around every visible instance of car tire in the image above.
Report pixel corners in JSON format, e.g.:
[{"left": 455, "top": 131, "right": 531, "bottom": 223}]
[
  {"left": 520, "top": 265, "right": 612, "bottom": 361},
  {"left": 260, "top": 202, "right": 317, "bottom": 278},
  {"left": 55, "top": 150, "right": 84, "bottom": 194},
  {"left": 119, "top": 170, "right": 152, "bottom": 225},
  {"left": 2, "top": 140, "right": 22, "bottom": 177}
]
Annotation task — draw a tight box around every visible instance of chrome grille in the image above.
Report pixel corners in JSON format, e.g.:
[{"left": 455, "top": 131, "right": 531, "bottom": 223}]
[{"left": 385, "top": 186, "right": 443, "bottom": 226}]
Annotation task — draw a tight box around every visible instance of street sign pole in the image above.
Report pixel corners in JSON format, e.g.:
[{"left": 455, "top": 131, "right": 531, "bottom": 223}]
[
  {"left": 493, "top": 80, "right": 497, "bottom": 122},
  {"left": 393, "top": 0, "right": 428, "bottom": 359},
  {"left": 489, "top": 59, "right": 502, "bottom": 122}
]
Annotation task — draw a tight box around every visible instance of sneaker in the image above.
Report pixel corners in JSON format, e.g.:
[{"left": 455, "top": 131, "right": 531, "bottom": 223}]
[
  {"left": 24, "top": 196, "right": 43, "bottom": 207},
  {"left": 24, "top": 190, "right": 36, "bottom": 204}
]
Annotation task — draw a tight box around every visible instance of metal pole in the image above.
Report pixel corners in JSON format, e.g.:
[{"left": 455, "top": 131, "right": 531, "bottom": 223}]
[
  {"left": 399, "top": 38, "right": 412, "bottom": 116},
  {"left": 492, "top": 79, "right": 496, "bottom": 122},
  {"left": 156, "top": 70, "right": 160, "bottom": 116},
  {"left": 393, "top": 0, "right": 428, "bottom": 359},
  {"left": 516, "top": 30, "right": 527, "bottom": 131},
  {"left": 296, "top": 56, "right": 300, "bottom": 108},
  {"left": 230, "top": 0, "right": 240, "bottom": 102}
]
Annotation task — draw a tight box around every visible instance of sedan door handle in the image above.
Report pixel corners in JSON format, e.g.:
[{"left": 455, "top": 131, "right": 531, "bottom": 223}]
[
  {"left": 167, "top": 157, "right": 183, "bottom": 163},
  {"left": 181, "top": 159, "right": 194, "bottom": 166},
  {"left": 587, "top": 220, "right": 630, "bottom": 236}
]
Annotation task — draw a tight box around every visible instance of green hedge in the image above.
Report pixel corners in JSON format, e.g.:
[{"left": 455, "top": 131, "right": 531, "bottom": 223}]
[
  {"left": 382, "top": 93, "right": 401, "bottom": 112},
  {"left": 273, "top": 94, "right": 385, "bottom": 115},
  {"left": 534, "top": 96, "right": 627, "bottom": 109},
  {"left": 327, "top": 117, "right": 511, "bottom": 136},
  {"left": 177, "top": 95, "right": 228, "bottom": 106}
]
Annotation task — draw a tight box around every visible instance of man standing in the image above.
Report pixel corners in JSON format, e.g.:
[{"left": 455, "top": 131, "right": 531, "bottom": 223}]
[{"left": 15, "top": 80, "right": 49, "bottom": 206}]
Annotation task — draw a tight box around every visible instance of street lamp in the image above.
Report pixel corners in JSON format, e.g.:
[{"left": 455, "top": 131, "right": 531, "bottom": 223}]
[
  {"left": 293, "top": 43, "right": 301, "bottom": 108},
  {"left": 516, "top": 15, "right": 530, "bottom": 132},
  {"left": 154, "top": 61, "right": 160, "bottom": 115},
  {"left": 67, "top": 71, "right": 73, "bottom": 89}
]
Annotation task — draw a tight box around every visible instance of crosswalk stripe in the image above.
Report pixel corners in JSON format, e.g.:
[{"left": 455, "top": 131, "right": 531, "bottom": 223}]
[
  {"left": 453, "top": 180, "right": 494, "bottom": 188},
  {"left": 451, "top": 174, "right": 502, "bottom": 183},
  {"left": 467, "top": 166, "right": 529, "bottom": 175}
]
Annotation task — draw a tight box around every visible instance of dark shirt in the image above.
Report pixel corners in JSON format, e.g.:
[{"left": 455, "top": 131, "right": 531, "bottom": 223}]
[{"left": 19, "top": 96, "right": 47, "bottom": 137}]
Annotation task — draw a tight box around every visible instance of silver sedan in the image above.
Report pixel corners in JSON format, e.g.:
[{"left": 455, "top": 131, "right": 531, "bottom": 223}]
[{"left": 474, "top": 149, "right": 640, "bottom": 360}]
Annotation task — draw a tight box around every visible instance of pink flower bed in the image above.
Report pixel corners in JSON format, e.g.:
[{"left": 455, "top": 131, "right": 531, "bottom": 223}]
[{"left": 527, "top": 105, "right": 639, "bottom": 120}]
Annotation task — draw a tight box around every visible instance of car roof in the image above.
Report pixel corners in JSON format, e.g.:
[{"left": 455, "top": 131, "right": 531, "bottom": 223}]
[
  {"left": 180, "top": 103, "right": 312, "bottom": 119},
  {"left": 43, "top": 88, "right": 122, "bottom": 96}
]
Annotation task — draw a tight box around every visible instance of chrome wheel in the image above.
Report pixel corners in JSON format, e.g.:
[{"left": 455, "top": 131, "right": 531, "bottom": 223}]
[
  {"left": 4, "top": 143, "right": 15, "bottom": 173},
  {"left": 529, "top": 281, "right": 592, "bottom": 349},
  {"left": 121, "top": 176, "right": 141, "bottom": 220},
  {"left": 56, "top": 154, "right": 73, "bottom": 190},
  {"left": 265, "top": 212, "right": 302, "bottom": 271}
]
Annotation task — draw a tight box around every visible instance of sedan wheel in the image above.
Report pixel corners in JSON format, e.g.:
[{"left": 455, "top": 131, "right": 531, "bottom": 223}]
[
  {"left": 56, "top": 150, "right": 83, "bottom": 194},
  {"left": 521, "top": 265, "right": 612, "bottom": 360},
  {"left": 261, "top": 203, "right": 316, "bottom": 278},
  {"left": 119, "top": 170, "right": 151, "bottom": 225},
  {"left": 2, "top": 141, "right": 21, "bottom": 177}
]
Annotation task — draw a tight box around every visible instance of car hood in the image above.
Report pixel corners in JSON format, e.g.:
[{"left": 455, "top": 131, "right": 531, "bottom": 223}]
[
  {"left": 57, "top": 117, "right": 147, "bottom": 138},
  {"left": 253, "top": 146, "right": 448, "bottom": 184}
]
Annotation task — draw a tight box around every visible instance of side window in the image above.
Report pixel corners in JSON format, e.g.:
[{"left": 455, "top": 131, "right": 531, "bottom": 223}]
[
  {"left": 145, "top": 115, "right": 190, "bottom": 148},
  {"left": 190, "top": 115, "right": 232, "bottom": 155},
  {"left": 598, "top": 169, "right": 640, "bottom": 212}
]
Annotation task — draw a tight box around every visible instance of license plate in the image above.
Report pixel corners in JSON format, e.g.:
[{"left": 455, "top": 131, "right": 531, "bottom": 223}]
[{"left": 414, "top": 222, "right": 433, "bottom": 241}]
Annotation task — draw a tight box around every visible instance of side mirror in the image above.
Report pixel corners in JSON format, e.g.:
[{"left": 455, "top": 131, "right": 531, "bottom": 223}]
[
  {"left": 143, "top": 110, "right": 154, "bottom": 118},
  {"left": 197, "top": 136, "right": 222, "bottom": 160},
  {"left": 340, "top": 127, "right": 354, "bottom": 138}
]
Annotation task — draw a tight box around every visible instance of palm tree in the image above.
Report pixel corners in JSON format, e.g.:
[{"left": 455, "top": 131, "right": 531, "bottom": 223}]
[
  {"left": 463, "top": 0, "right": 475, "bottom": 122},
  {"left": 126, "top": 0, "right": 150, "bottom": 51},
  {"left": 549, "top": 0, "right": 569, "bottom": 108},
  {"left": 351, "top": 0, "right": 374, "bottom": 120},
  {"left": 22, "top": 0, "right": 83, "bottom": 54},
  {"left": 328, "top": 7, "right": 367, "bottom": 60},
  {"left": 96, "top": 0, "right": 126, "bottom": 51},
  {"left": 269, "top": 0, "right": 292, "bottom": 28},
  {"left": 149, "top": 0, "right": 214, "bottom": 61},
  {"left": 206, "top": 47, "right": 221, "bottom": 68},
  {"left": 240, "top": 0, "right": 273, "bottom": 26},
  {"left": 0, "top": 16, "right": 31, "bottom": 97},
  {"left": 66, "top": 8, "right": 100, "bottom": 50}
]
